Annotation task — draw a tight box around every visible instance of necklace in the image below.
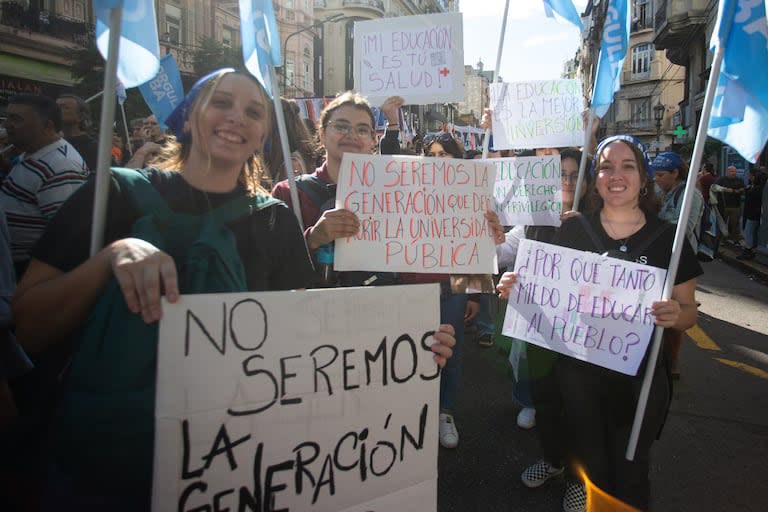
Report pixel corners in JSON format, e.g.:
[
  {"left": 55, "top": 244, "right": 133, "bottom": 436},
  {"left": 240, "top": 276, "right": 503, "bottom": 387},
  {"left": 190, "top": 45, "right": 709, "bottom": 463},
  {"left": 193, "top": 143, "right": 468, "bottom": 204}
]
[{"left": 602, "top": 213, "right": 643, "bottom": 253}]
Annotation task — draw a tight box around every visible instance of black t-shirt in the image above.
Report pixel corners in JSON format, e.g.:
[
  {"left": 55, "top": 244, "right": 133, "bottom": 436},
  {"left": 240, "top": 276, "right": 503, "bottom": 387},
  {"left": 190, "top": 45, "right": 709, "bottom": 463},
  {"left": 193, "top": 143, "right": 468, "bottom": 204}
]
[
  {"left": 714, "top": 175, "right": 745, "bottom": 208},
  {"left": 32, "top": 168, "right": 314, "bottom": 292},
  {"left": 65, "top": 133, "right": 99, "bottom": 173},
  {"left": 553, "top": 212, "right": 703, "bottom": 285}
]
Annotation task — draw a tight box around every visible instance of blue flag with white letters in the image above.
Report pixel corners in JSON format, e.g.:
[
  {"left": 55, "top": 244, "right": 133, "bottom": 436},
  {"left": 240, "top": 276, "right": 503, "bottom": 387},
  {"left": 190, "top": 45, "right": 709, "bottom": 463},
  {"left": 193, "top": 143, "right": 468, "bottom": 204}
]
[
  {"left": 93, "top": 0, "right": 160, "bottom": 88},
  {"left": 706, "top": 0, "right": 768, "bottom": 163},
  {"left": 239, "top": 0, "right": 282, "bottom": 98},
  {"left": 138, "top": 54, "right": 185, "bottom": 129},
  {"left": 590, "top": 0, "right": 630, "bottom": 118},
  {"left": 543, "top": 0, "right": 584, "bottom": 30}
]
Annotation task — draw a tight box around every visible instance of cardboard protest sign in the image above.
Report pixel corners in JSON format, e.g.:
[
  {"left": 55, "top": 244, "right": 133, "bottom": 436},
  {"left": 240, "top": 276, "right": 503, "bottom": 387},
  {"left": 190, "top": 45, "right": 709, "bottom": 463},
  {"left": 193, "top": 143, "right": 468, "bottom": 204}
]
[
  {"left": 153, "top": 285, "right": 441, "bottom": 512},
  {"left": 490, "top": 80, "right": 585, "bottom": 149},
  {"left": 354, "top": 12, "right": 464, "bottom": 105},
  {"left": 502, "top": 240, "right": 667, "bottom": 375},
  {"left": 334, "top": 154, "right": 498, "bottom": 274},
  {"left": 491, "top": 156, "right": 562, "bottom": 227}
]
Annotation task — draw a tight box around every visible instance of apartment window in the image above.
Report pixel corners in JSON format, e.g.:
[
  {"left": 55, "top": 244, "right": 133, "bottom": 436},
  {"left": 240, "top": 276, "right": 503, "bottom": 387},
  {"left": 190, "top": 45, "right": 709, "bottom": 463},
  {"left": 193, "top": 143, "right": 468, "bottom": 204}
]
[
  {"left": 222, "top": 27, "right": 234, "bottom": 48},
  {"left": 286, "top": 58, "right": 295, "bottom": 88},
  {"left": 303, "top": 61, "right": 311, "bottom": 91},
  {"left": 633, "top": 0, "right": 652, "bottom": 30},
  {"left": 285, "top": 0, "right": 295, "bottom": 7},
  {"left": 631, "top": 43, "right": 654, "bottom": 79},
  {"left": 165, "top": 4, "right": 182, "bottom": 45},
  {"left": 630, "top": 97, "right": 651, "bottom": 125}
]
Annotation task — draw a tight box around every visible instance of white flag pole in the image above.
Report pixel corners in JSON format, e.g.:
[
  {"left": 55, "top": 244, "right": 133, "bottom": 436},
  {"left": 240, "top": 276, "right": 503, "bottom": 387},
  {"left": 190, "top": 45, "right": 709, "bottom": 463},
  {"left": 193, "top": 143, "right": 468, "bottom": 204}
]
[
  {"left": 120, "top": 102, "right": 133, "bottom": 156},
  {"left": 89, "top": 7, "right": 122, "bottom": 256},
  {"left": 269, "top": 66, "right": 304, "bottom": 230},
  {"left": 626, "top": 43, "right": 725, "bottom": 460},
  {"left": 481, "top": 0, "right": 510, "bottom": 159},
  {"left": 571, "top": 111, "right": 594, "bottom": 212}
]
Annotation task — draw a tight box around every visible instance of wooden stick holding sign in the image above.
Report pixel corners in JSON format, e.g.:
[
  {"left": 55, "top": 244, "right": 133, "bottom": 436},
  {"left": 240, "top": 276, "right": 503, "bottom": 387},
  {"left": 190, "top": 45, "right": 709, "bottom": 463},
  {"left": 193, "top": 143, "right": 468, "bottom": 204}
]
[
  {"left": 502, "top": 239, "right": 666, "bottom": 376},
  {"left": 334, "top": 154, "right": 498, "bottom": 274},
  {"left": 153, "top": 285, "right": 441, "bottom": 512}
]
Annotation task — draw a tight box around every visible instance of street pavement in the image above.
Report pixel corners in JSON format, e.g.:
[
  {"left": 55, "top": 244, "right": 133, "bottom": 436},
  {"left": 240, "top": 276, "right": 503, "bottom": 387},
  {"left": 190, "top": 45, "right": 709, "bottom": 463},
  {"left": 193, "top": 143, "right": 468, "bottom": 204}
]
[{"left": 437, "top": 255, "right": 768, "bottom": 512}]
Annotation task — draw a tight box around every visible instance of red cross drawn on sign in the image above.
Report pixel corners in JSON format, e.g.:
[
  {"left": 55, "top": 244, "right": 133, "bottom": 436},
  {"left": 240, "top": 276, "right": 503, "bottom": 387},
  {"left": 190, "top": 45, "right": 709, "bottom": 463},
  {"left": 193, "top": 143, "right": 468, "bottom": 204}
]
[{"left": 439, "top": 67, "right": 450, "bottom": 77}]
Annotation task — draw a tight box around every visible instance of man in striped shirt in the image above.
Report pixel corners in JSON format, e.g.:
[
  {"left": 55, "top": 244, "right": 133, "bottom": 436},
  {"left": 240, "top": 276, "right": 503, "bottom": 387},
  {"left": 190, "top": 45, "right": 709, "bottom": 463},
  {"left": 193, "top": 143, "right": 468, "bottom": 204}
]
[{"left": 1, "top": 94, "right": 89, "bottom": 278}]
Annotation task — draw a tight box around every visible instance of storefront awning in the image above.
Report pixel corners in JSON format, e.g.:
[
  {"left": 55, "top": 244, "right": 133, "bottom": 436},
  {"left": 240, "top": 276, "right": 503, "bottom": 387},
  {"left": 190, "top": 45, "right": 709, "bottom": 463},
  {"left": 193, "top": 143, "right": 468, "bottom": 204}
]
[{"left": 0, "top": 53, "right": 75, "bottom": 86}]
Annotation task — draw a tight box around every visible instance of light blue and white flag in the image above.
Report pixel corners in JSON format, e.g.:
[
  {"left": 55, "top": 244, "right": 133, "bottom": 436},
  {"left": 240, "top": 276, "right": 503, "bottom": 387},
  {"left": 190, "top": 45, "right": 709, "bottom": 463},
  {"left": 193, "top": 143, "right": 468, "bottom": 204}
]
[
  {"left": 706, "top": 0, "right": 768, "bottom": 163},
  {"left": 590, "top": 0, "right": 630, "bottom": 118},
  {"left": 115, "top": 80, "right": 127, "bottom": 105},
  {"left": 138, "top": 54, "right": 185, "bottom": 129},
  {"left": 94, "top": 0, "right": 160, "bottom": 88},
  {"left": 239, "top": 0, "right": 282, "bottom": 98},
  {"left": 543, "top": 0, "right": 584, "bottom": 30}
]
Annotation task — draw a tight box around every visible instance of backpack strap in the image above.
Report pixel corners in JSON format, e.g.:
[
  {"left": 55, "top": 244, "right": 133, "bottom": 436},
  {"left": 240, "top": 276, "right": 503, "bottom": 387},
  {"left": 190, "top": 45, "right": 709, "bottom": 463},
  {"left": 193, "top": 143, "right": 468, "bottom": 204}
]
[
  {"left": 575, "top": 214, "right": 607, "bottom": 253},
  {"left": 110, "top": 167, "right": 281, "bottom": 226},
  {"left": 295, "top": 175, "right": 336, "bottom": 210},
  {"left": 627, "top": 222, "right": 673, "bottom": 259},
  {"left": 110, "top": 167, "right": 175, "bottom": 218}
]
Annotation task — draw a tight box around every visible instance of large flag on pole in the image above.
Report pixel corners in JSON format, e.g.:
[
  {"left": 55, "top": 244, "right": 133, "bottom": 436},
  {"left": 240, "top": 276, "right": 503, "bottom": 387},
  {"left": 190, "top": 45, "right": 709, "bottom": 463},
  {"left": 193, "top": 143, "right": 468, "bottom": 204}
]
[
  {"left": 590, "top": 0, "right": 630, "bottom": 118},
  {"left": 138, "top": 54, "right": 185, "bottom": 129},
  {"left": 94, "top": 0, "right": 160, "bottom": 88},
  {"left": 705, "top": 0, "right": 768, "bottom": 163},
  {"left": 239, "top": 0, "right": 282, "bottom": 98},
  {"left": 543, "top": 0, "right": 584, "bottom": 30}
]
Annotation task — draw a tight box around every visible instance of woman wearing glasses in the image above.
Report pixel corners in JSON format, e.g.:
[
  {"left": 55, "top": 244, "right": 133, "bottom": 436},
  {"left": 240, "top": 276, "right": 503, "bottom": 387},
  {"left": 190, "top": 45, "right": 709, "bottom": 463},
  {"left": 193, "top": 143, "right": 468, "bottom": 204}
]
[
  {"left": 273, "top": 99, "right": 502, "bottom": 450},
  {"left": 498, "top": 136, "right": 701, "bottom": 511}
]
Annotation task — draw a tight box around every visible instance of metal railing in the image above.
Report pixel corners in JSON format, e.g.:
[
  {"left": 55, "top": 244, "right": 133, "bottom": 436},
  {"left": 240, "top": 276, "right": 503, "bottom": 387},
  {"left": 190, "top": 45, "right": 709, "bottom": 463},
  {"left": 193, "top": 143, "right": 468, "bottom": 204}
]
[
  {"left": 342, "top": 0, "right": 385, "bottom": 12},
  {"left": 0, "top": 1, "right": 93, "bottom": 46}
]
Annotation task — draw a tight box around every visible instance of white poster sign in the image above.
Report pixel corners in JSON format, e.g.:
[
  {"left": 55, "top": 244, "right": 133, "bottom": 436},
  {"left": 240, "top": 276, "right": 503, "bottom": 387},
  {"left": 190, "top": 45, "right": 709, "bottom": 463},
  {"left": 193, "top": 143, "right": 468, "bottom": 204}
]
[
  {"left": 334, "top": 154, "right": 498, "bottom": 274},
  {"left": 502, "top": 240, "right": 667, "bottom": 376},
  {"left": 491, "top": 156, "right": 562, "bottom": 227},
  {"left": 152, "top": 285, "right": 441, "bottom": 512},
  {"left": 490, "top": 80, "right": 585, "bottom": 149},
  {"left": 354, "top": 13, "right": 465, "bottom": 105}
]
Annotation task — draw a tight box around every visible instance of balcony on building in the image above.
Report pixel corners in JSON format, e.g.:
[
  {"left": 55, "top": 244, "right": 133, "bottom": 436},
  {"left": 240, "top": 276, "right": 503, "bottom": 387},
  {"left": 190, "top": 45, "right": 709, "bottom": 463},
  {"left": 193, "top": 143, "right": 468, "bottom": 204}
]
[
  {"left": 0, "top": 1, "right": 93, "bottom": 47},
  {"left": 653, "top": 0, "right": 709, "bottom": 64},
  {"left": 341, "top": 0, "right": 385, "bottom": 16}
]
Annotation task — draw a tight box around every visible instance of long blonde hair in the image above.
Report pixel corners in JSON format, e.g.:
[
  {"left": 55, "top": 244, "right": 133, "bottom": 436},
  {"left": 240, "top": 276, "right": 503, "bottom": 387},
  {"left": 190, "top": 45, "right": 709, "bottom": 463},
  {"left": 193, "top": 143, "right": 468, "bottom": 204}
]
[{"left": 155, "top": 71, "right": 270, "bottom": 196}]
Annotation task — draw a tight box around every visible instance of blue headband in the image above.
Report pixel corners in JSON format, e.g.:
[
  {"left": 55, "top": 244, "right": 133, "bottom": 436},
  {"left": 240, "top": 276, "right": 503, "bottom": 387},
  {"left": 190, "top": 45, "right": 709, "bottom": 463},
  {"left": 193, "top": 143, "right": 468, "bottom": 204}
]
[
  {"left": 165, "top": 67, "right": 236, "bottom": 143},
  {"left": 590, "top": 134, "right": 654, "bottom": 180}
]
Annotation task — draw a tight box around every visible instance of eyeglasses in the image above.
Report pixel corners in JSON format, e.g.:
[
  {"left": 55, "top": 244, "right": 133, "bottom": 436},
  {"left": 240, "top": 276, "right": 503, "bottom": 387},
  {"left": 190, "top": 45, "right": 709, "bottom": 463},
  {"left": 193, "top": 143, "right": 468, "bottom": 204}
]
[
  {"left": 326, "top": 121, "right": 375, "bottom": 138},
  {"left": 561, "top": 172, "right": 579, "bottom": 184},
  {"left": 423, "top": 132, "right": 456, "bottom": 145}
]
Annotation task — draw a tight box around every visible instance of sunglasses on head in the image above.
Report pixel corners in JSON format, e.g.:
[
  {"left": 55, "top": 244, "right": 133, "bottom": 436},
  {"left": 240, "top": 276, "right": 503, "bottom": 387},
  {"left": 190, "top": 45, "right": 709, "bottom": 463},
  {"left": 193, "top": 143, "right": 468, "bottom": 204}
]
[{"left": 423, "top": 132, "right": 456, "bottom": 145}]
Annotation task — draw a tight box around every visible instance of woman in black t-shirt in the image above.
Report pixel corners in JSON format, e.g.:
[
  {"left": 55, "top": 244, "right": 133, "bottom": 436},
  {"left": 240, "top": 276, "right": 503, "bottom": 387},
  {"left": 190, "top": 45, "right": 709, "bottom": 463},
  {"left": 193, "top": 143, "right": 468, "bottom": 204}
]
[{"left": 498, "top": 135, "right": 702, "bottom": 511}]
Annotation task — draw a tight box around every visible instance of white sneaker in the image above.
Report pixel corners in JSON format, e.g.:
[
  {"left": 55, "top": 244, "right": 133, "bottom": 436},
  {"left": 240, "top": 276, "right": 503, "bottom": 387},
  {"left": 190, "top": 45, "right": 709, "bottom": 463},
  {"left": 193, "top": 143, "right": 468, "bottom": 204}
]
[
  {"left": 521, "top": 460, "right": 565, "bottom": 488},
  {"left": 517, "top": 407, "right": 536, "bottom": 429},
  {"left": 439, "top": 413, "right": 459, "bottom": 448},
  {"left": 562, "top": 482, "right": 586, "bottom": 512}
]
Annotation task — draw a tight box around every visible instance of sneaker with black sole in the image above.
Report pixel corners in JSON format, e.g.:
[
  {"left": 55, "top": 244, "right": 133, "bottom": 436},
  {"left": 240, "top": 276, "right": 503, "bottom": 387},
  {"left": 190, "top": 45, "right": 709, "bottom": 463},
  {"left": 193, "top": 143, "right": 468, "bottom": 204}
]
[
  {"left": 439, "top": 413, "right": 459, "bottom": 448},
  {"left": 563, "top": 482, "right": 586, "bottom": 512},
  {"left": 521, "top": 460, "right": 564, "bottom": 488}
]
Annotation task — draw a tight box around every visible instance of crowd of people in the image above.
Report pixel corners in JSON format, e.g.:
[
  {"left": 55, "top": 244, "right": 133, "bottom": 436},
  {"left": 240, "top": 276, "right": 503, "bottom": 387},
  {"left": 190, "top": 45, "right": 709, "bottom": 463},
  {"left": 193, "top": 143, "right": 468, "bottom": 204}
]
[{"left": 0, "top": 67, "right": 765, "bottom": 512}]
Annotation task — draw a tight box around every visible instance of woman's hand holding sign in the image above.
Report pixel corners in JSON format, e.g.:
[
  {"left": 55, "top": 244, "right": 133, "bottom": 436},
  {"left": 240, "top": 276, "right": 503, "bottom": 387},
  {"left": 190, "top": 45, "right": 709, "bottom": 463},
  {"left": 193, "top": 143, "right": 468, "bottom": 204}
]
[
  {"left": 495, "top": 271, "right": 517, "bottom": 300},
  {"left": 307, "top": 208, "right": 361, "bottom": 250}
]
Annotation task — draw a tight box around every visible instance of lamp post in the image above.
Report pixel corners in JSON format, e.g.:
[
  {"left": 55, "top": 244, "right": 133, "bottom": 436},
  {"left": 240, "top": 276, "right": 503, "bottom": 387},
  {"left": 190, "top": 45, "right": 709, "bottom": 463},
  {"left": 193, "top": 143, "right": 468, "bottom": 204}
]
[
  {"left": 282, "top": 14, "right": 345, "bottom": 96},
  {"left": 653, "top": 102, "right": 665, "bottom": 155}
]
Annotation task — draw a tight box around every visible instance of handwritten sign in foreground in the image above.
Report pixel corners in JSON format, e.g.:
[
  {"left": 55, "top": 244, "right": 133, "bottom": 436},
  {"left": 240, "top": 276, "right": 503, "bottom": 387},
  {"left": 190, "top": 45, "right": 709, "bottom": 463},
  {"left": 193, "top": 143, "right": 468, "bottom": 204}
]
[
  {"left": 492, "top": 156, "right": 562, "bottom": 227},
  {"left": 490, "top": 80, "right": 585, "bottom": 150},
  {"left": 354, "top": 12, "right": 464, "bottom": 105},
  {"left": 502, "top": 240, "right": 667, "bottom": 375},
  {"left": 153, "top": 285, "right": 441, "bottom": 512},
  {"left": 335, "top": 154, "right": 498, "bottom": 274}
]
